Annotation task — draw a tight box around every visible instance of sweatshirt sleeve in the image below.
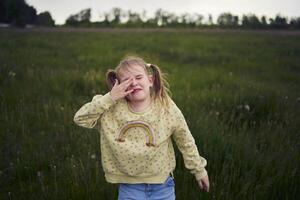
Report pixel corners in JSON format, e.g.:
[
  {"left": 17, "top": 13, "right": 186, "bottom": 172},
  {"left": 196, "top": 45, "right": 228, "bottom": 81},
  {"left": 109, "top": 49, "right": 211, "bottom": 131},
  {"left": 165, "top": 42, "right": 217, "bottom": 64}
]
[
  {"left": 73, "top": 92, "right": 116, "bottom": 129},
  {"left": 171, "top": 101, "right": 208, "bottom": 181}
]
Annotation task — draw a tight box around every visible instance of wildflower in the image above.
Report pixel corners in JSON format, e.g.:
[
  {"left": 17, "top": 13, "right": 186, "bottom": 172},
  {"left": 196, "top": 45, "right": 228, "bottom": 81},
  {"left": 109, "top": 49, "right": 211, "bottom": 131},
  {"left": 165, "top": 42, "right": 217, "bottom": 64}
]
[
  {"left": 37, "top": 171, "right": 42, "bottom": 177},
  {"left": 8, "top": 71, "right": 16, "bottom": 77},
  {"left": 244, "top": 104, "right": 250, "bottom": 111}
]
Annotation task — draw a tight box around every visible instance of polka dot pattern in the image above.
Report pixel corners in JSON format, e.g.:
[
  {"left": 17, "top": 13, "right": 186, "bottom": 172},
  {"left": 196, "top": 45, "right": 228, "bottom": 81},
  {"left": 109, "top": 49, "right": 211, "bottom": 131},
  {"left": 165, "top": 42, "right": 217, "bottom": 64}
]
[{"left": 74, "top": 92, "right": 208, "bottom": 183}]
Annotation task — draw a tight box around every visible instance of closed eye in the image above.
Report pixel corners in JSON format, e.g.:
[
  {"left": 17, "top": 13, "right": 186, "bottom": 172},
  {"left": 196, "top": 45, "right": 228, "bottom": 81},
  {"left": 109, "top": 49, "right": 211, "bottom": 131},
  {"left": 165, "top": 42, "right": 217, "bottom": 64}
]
[{"left": 136, "top": 75, "right": 143, "bottom": 79}]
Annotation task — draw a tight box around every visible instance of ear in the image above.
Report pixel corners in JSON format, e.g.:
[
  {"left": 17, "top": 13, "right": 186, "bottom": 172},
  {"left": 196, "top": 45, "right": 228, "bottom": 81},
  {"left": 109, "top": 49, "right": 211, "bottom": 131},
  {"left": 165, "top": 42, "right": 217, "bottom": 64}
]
[{"left": 148, "top": 75, "right": 154, "bottom": 87}]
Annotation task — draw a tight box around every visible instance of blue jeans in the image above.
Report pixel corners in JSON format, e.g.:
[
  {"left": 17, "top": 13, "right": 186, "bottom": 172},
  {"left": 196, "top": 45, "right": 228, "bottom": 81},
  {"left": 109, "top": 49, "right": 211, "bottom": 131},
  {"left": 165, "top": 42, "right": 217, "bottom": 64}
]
[{"left": 118, "top": 176, "right": 175, "bottom": 200}]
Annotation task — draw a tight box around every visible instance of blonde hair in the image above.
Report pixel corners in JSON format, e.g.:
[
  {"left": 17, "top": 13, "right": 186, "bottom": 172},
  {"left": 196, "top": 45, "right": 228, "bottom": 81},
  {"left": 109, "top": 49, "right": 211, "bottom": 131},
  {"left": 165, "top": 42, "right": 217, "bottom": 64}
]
[{"left": 106, "top": 55, "right": 170, "bottom": 107}]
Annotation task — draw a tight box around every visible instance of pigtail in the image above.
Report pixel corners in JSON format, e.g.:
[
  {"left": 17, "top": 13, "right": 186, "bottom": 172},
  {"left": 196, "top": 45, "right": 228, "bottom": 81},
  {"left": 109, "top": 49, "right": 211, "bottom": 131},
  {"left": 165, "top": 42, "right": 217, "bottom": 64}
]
[
  {"left": 148, "top": 64, "right": 170, "bottom": 107},
  {"left": 105, "top": 69, "right": 117, "bottom": 90}
]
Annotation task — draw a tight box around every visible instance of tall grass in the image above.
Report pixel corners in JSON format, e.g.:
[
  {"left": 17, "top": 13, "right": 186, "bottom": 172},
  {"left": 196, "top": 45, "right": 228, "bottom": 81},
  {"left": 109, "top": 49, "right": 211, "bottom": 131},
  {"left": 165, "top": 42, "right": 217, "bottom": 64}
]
[{"left": 0, "top": 29, "right": 299, "bottom": 199}]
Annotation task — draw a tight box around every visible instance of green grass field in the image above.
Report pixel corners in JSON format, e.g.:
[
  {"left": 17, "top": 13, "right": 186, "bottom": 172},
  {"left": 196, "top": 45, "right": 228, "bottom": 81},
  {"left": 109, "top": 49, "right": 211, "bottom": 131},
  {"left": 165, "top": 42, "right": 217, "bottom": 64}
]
[{"left": 0, "top": 28, "right": 299, "bottom": 200}]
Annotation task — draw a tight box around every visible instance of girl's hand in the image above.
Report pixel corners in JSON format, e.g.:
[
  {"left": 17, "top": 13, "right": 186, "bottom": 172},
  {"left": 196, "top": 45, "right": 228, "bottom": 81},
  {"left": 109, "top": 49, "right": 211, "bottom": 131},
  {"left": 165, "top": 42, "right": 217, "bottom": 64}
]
[
  {"left": 110, "top": 79, "right": 134, "bottom": 102},
  {"left": 197, "top": 175, "right": 210, "bottom": 192}
]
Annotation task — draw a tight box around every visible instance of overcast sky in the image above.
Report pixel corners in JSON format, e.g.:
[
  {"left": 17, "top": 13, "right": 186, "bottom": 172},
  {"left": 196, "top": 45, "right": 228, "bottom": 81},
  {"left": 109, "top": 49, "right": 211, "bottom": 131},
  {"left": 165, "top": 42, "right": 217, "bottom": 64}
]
[{"left": 27, "top": 0, "right": 300, "bottom": 25}]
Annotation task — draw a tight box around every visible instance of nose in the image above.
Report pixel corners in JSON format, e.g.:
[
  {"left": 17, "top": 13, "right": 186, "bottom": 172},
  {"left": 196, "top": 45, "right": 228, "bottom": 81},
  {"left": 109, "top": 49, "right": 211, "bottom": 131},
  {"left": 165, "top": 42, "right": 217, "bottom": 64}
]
[{"left": 131, "top": 78, "right": 137, "bottom": 86}]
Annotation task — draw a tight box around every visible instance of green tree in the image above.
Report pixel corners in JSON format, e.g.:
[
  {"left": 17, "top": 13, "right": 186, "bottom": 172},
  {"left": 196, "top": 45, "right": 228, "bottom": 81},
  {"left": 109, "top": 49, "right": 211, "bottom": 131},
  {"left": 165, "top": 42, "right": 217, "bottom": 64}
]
[
  {"left": 0, "top": 0, "right": 38, "bottom": 27},
  {"left": 37, "top": 11, "right": 55, "bottom": 27},
  {"left": 195, "top": 14, "right": 204, "bottom": 26},
  {"left": 25, "top": 5, "right": 37, "bottom": 24},
  {"left": 127, "top": 10, "right": 143, "bottom": 27},
  {"left": 217, "top": 12, "right": 239, "bottom": 27},
  {"left": 65, "top": 8, "right": 91, "bottom": 26},
  {"left": 269, "top": 14, "right": 288, "bottom": 29},
  {"left": 154, "top": 9, "right": 165, "bottom": 26},
  {"left": 290, "top": 17, "right": 300, "bottom": 29},
  {"left": 242, "top": 14, "right": 261, "bottom": 28},
  {"left": 111, "top": 7, "right": 122, "bottom": 25},
  {"left": 208, "top": 14, "right": 213, "bottom": 25}
]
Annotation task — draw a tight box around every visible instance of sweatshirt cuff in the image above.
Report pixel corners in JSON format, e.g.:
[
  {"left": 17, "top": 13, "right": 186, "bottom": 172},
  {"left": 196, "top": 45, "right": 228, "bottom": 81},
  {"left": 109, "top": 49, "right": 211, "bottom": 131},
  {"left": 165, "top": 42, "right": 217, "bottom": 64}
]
[
  {"left": 92, "top": 92, "right": 116, "bottom": 109},
  {"left": 195, "top": 169, "right": 208, "bottom": 181},
  {"left": 103, "top": 92, "right": 116, "bottom": 104}
]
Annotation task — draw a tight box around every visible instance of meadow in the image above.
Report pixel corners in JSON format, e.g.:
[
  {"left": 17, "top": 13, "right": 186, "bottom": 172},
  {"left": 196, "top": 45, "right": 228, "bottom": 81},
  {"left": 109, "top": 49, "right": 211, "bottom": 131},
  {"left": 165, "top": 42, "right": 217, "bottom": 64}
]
[{"left": 0, "top": 28, "right": 299, "bottom": 200}]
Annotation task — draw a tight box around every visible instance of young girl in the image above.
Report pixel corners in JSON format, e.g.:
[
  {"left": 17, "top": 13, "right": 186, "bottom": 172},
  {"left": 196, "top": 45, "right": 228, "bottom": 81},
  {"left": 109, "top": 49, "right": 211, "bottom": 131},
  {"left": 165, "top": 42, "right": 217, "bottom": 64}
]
[{"left": 74, "top": 56, "right": 209, "bottom": 199}]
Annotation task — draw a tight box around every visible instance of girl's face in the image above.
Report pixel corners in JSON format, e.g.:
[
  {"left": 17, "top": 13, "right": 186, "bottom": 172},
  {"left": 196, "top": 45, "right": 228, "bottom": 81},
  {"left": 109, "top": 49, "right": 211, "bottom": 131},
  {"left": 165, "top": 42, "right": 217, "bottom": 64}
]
[{"left": 118, "top": 64, "right": 153, "bottom": 103}]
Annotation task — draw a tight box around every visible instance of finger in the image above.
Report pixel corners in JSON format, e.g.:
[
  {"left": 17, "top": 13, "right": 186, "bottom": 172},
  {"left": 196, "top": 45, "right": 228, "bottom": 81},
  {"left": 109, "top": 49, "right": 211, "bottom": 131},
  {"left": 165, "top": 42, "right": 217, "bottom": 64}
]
[
  {"left": 206, "top": 186, "right": 209, "bottom": 192},
  {"left": 113, "top": 79, "right": 118, "bottom": 87},
  {"left": 121, "top": 78, "right": 133, "bottom": 85},
  {"left": 205, "top": 185, "right": 209, "bottom": 192},
  {"left": 202, "top": 182, "right": 207, "bottom": 190},
  {"left": 203, "top": 181, "right": 209, "bottom": 192},
  {"left": 198, "top": 180, "right": 203, "bottom": 189},
  {"left": 120, "top": 79, "right": 134, "bottom": 90},
  {"left": 125, "top": 89, "right": 134, "bottom": 95}
]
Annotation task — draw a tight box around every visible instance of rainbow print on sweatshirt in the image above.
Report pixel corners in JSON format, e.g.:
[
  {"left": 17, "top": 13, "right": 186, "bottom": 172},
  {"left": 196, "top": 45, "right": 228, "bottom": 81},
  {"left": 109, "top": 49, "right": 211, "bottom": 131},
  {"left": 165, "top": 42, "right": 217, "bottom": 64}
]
[{"left": 116, "top": 120, "right": 156, "bottom": 147}]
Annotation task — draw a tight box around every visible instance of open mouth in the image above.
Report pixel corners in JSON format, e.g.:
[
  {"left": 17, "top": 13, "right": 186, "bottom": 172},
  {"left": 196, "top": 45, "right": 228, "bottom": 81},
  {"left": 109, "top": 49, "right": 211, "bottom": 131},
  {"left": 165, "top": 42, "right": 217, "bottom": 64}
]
[{"left": 132, "top": 88, "right": 142, "bottom": 94}]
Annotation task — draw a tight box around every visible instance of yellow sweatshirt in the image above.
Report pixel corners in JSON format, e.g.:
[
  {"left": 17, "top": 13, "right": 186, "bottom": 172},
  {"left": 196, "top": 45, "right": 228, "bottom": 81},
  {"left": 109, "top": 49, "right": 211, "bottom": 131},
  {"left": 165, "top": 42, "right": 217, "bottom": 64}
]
[{"left": 74, "top": 92, "right": 207, "bottom": 184}]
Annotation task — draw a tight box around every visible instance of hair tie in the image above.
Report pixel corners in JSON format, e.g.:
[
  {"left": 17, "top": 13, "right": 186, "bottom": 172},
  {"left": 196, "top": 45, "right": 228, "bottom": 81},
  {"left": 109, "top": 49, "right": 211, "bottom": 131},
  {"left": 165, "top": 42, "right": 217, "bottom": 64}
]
[{"left": 146, "top": 63, "right": 152, "bottom": 68}]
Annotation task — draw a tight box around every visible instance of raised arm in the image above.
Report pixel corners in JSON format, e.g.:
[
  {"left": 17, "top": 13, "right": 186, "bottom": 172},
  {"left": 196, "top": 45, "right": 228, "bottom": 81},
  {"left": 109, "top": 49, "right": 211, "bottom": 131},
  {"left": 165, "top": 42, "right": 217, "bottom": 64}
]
[
  {"left": 73, "top": 93, "right": 115, "bottom": 128},
  {"left": 74, "top": 78, "right": 134, "bottom": 129}
]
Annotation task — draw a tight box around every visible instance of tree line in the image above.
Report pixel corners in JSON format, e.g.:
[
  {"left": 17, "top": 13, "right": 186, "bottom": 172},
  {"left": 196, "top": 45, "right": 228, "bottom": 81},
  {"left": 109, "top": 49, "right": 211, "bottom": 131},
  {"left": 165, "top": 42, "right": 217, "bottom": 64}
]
[
  {"left": 1, "top": 0, "right": 299, "bottom": 29},
  {"left": 65, "top": 8, "right": 300, "bottom": 29}
]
